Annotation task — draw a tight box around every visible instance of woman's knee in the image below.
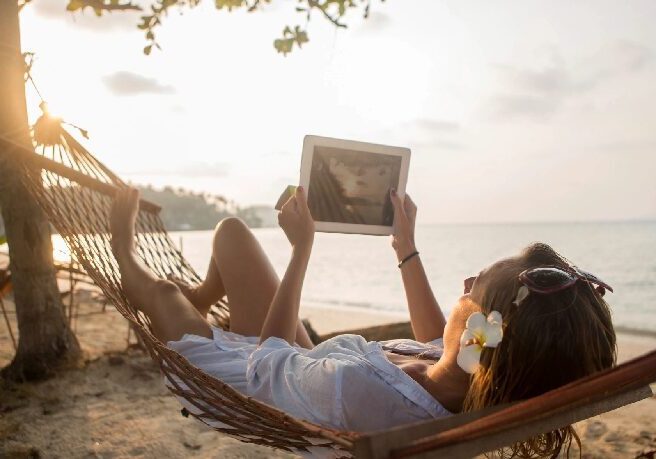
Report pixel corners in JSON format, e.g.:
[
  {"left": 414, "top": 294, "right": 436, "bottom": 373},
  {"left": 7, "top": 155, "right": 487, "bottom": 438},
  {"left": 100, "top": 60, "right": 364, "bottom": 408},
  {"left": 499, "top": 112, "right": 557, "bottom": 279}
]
[
  {"left": 213, "top": 217, "right": 251, "bottom": 246},
  {"left": 152, "top": 279, "right": 182, "bottom": 301},
  {"left": 138, "top": 279, "right": 182, "bottom": 316}
]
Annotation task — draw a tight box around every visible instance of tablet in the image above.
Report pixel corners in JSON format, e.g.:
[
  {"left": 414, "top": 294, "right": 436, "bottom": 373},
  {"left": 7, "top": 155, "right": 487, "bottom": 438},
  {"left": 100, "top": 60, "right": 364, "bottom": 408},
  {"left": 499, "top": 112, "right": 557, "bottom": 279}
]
[{"left": 299, "top": 135, "right": 411, "bottom": 235}]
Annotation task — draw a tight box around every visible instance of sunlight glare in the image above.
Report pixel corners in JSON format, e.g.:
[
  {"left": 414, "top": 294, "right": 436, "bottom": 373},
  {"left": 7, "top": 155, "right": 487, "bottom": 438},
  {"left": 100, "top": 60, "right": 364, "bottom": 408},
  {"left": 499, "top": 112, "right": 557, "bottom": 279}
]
[{"left": 51, "top": 234, "right": 72, "bottom": 263}]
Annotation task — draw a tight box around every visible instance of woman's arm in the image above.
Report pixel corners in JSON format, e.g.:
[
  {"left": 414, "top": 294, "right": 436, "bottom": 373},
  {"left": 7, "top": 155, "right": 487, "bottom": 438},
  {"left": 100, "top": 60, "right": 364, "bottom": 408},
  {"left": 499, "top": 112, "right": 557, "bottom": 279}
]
[
  {"left": 259, "top": 187, "right": 315, "bottom": 345},
  {"left": 390, "top": 191, "right": 446, "bottom": 342}
]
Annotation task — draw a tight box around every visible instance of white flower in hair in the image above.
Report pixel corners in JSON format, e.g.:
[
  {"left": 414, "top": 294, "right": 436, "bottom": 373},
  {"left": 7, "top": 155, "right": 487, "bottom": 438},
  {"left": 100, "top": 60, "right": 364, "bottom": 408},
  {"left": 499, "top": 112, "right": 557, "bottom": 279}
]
[{"left": 457, "top": 311, "right": 504, "bottom": 374}]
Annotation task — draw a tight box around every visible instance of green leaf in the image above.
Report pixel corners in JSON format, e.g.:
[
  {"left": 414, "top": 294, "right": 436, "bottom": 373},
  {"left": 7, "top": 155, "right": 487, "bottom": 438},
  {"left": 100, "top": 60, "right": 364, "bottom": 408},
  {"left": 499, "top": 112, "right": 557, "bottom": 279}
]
[
  {"left": 144, "top": 45, "right": 153, "bottom": 55},
  {"left": 137, "top": 16, "right": 151, "bottom": 30},
  {"left": 273, "top": 38, "right": 294, "bottom": 56},
  {"left": 295, "top": 29, "right": 309, "bottom": 47},
  {"left": 274, "top": 24, "right": 310, "bottom": 55},
  {"left": 66, "top": 0, "right": 85, "bottom": 12},
  {"left": 0, "top": 235, "right": 6, "bottom": 246},
  {"left": 215, "top": 0, "right": 245, "bottom": 11}
]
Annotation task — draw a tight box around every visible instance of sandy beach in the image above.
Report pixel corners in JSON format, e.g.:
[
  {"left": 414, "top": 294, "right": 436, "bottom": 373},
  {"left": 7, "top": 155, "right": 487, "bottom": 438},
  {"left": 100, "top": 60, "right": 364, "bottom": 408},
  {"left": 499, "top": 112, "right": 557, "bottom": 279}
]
[{"left": 1, "top": 294, "right": 654, "bottom": 458}]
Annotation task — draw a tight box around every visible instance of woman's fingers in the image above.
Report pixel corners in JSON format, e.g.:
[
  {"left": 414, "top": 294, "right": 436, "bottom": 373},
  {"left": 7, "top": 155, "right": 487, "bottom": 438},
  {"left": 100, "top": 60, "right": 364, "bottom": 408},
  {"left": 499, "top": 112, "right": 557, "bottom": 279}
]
[
  {"left": 390, "top": 189, "right": 408, "bottom": 223},
  {"left": 389, "top": 189, "right": 403, "bottom": 213},
  {"left": 404, "top": 193, "right": 417, "bottom": 216},
  {"left": 278, "top": 186, "right": 314, "bottom": 250},
  {"left": 294, "top": 186, "right": 310, "bottom": 216},
  {"left": 280, "top": 194, "right": 297, "bottom": 215}
]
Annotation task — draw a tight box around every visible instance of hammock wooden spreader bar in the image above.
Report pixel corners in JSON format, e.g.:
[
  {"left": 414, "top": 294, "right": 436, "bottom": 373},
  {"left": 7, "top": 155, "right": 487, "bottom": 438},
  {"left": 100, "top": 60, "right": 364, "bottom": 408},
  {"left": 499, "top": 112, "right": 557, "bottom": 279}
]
[
  {"left": 0, "top": 135, "right": 161, "bottom": 214},
  {"left": 1, "top": 130, "right": 654, "bottom": 458}
]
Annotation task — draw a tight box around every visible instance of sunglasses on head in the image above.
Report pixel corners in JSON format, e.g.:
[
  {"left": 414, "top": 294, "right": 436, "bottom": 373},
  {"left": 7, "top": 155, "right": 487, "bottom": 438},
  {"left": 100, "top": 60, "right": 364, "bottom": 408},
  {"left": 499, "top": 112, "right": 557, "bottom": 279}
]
[{"left": 463, "top": 266, "right": 613, "bottom": 297}]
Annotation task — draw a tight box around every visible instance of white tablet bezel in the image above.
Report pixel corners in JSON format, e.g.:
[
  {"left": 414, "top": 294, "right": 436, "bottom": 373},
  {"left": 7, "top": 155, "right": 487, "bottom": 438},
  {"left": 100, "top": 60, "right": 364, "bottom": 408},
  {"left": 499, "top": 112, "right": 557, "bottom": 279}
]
[{"left": 299, "top": 135, "right": 411, "bottom": 235}]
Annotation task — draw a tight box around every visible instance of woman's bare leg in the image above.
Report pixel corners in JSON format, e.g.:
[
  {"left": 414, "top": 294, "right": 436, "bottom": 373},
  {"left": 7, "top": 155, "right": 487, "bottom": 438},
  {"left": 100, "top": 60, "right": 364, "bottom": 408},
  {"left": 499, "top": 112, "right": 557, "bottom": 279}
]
[
  {"left": 110, "top": 189, "right": 211, "bottom": 343},
  {"left": 169, "top": 258, "right": 224, "bottom": 318},
  {"left": 181, "top": 217, "right": 313, "bottom": 348}
]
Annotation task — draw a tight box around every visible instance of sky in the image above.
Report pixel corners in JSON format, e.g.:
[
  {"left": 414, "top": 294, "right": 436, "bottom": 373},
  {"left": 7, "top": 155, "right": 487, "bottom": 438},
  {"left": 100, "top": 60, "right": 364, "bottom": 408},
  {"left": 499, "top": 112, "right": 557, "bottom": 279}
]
[{"left": 18, "top": 0, "right": 656, "bottom": 224}]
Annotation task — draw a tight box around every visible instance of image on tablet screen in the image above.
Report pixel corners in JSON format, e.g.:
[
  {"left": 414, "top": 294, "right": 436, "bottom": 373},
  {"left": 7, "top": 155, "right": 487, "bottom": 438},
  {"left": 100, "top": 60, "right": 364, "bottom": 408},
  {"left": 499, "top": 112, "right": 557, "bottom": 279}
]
[{"left": 308, "top": 146, "right": 401, "bottom": 226}]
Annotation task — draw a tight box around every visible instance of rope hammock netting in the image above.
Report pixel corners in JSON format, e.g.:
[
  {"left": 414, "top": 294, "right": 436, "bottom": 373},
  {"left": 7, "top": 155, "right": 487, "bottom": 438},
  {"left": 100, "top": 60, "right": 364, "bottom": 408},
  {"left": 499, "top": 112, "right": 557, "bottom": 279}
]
[
  {"left": 13, "top": 112, "right": 356, "bottom": 457},
  {"left": 1, "top": 109, "right": 655, "bottom": 459}
]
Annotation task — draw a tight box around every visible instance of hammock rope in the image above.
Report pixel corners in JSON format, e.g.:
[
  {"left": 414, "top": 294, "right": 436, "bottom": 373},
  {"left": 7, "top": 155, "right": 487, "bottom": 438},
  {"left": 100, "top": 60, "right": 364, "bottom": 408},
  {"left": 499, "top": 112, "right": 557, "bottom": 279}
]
[{"left": 1, "top": 117, "right": 356, "bottom": 456}]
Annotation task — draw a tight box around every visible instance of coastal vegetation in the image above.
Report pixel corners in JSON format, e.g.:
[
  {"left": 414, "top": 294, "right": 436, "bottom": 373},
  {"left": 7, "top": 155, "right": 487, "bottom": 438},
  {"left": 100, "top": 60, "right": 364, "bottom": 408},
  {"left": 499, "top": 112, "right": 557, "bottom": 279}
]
[
  {"left": 0, "top": 186, "right": 274, "bottom": 235},
  {"left": 136, "top": 185, "right": 274, "bottom": 230}
]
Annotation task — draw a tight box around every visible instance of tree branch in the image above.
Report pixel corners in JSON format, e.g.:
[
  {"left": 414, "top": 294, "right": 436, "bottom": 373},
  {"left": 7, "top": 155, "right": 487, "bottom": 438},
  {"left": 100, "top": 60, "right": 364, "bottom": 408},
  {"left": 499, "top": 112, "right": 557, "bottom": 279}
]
[
  {"left": 66, "top": 0, "right": 142, "bottom": 14},
  {"left": 307, "top": 0, "right": 347, "bottom": 29},
  {"left": 61, "top": 0, "right": 384, "bottom": 56}
]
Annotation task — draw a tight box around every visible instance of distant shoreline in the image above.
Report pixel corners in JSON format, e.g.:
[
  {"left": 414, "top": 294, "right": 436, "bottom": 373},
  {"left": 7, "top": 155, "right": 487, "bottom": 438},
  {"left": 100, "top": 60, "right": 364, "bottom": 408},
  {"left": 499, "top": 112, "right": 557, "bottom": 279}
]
[
  {"left": 613, "top": 325, "right": 656, "bottom": 339},
  {"left": 164, "top": 219, "right": 656, "bottom": 232}
]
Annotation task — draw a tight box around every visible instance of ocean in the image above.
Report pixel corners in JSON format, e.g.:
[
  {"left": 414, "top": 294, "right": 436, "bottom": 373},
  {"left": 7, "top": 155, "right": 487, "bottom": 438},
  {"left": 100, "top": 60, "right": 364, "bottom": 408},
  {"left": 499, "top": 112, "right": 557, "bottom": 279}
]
[{"left": 170, "top": 221, "right": 656, "bottom": 334}]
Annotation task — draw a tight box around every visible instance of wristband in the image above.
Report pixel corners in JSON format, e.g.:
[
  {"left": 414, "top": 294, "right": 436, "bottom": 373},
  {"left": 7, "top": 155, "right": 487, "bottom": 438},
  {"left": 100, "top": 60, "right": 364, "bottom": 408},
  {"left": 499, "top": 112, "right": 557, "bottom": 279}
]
[{"left": 398, "top": 251, "right": 419, "bottom": 269}]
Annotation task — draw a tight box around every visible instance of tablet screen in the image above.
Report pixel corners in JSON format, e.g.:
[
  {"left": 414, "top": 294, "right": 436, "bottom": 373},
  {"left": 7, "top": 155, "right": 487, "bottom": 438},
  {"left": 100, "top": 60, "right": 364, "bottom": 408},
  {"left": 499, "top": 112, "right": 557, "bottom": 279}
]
[{"left": 307, "top": 146, "right": 402, "bottom": 226}]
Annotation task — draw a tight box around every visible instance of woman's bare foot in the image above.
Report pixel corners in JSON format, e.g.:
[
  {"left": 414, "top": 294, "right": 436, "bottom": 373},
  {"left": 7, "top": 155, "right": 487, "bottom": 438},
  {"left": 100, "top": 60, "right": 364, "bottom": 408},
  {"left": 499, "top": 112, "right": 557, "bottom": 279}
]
[{"left": 110, "top": 187, "right": 140, "bottom": 261}]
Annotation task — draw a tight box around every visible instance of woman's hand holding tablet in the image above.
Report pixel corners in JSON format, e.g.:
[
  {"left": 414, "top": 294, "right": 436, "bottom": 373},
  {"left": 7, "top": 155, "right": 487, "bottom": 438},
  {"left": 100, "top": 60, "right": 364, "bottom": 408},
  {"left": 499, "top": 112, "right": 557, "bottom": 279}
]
[{"left": 296, "top": 135, "right": 411, "bottom": 235}]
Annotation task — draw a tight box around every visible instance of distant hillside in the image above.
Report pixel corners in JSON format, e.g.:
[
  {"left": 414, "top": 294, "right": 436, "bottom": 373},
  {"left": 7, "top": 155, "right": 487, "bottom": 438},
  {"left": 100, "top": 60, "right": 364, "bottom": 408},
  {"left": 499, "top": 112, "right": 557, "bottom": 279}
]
[
  {"left": 136, "top": 185, "right": 275, "bottom": 231},
  {"left": 0, "top": 187, "right": 276, "bottom": 234},
  {"left": 246, "top": 205, "right": 279, "bottom": 228}
]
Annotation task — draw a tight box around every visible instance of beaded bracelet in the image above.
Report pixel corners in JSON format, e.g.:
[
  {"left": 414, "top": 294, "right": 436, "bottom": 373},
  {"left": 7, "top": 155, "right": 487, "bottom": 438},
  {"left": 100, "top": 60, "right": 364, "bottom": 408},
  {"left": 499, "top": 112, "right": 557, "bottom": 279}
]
[{"left": 397, "top": 250, "right": 420, "bottom": 269}]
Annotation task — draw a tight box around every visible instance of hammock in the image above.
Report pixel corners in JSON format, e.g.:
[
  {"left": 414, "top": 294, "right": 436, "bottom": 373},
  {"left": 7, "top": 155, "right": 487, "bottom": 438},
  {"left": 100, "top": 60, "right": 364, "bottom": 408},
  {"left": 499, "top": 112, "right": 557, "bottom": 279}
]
[{"left": 1, "top": 125, "right": 655, "bottom": 458}]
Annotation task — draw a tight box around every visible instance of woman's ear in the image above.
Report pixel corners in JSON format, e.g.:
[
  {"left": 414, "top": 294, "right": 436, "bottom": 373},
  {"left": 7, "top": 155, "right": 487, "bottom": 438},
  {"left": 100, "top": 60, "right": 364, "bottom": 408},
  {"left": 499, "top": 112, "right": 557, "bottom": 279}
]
[
  {"left": 443, "top": 297, "right": 482, "bottom": 353},
  {"left": 459, "top": 296, "right": 483, "bottom": 318}
]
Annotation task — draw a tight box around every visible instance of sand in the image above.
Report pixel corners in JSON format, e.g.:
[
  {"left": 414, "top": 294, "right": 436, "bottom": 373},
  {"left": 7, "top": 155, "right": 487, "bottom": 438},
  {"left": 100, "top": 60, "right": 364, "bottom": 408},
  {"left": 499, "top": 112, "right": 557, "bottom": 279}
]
[{"left": 1, "top": 294, "right": 655, "bottom": 458}]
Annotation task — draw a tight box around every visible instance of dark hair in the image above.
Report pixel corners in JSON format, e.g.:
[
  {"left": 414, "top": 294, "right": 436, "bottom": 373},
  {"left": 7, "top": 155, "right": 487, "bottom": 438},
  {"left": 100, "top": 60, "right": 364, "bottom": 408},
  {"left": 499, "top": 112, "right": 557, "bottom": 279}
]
[{"left": 463, "top": 243, "right": 616, "bottom": 457}]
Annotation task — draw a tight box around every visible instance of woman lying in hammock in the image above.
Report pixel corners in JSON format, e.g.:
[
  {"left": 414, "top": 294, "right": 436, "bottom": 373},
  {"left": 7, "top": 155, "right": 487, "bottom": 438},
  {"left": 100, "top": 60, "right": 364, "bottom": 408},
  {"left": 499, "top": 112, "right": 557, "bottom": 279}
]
[{"left": 110, "top": 187, "right": 616, "bottom": 440}]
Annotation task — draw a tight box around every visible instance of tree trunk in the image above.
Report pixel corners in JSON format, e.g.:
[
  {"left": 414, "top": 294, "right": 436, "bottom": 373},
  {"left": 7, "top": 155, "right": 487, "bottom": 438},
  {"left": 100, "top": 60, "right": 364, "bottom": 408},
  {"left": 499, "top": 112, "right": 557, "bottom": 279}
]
[{"left": 0, "top": 0, "right": 81, "bottom": 381}]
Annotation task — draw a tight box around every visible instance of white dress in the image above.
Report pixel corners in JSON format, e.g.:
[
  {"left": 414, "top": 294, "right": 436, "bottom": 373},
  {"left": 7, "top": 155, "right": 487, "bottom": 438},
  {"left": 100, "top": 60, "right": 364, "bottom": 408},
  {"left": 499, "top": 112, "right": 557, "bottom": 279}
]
[{"left": 165, "top": 326, "right": 452, "bottom": 433}]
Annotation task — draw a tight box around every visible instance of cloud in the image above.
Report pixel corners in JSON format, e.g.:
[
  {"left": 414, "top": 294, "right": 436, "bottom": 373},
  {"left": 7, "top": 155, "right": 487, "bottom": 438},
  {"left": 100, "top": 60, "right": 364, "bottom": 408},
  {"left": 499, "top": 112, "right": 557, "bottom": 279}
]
[
  {"left": 588, "top": 40, "right": 654, "bottom": 82},
  {"left": 396, "top": 118, "right": 464, "bottom": 151},
  {"left": 411, "top": 139, "right": 465, "bottom": 152},
  {"left": 606, "top": 41, "right": 653, "bottom": 73},
  {"left": 494, "top": 62, "right": 578, "bottom": 94},
  {"left": 487, "top": 40, "right": 654, "bottom": 121},
  {"left": 31, "top": 0, "right": 139, "bottom": 32},
  {"left": 103, "top": 71, "right": 176, "bottom": 96},
  {"left": 378, "top": 118, "right": 465, "bottom": 151},
  {"left": 488, "top": 93, "right": 560, "bottom": 120},
  {"left": 486, "top": 60, "right": 579, "bottom": 120},
  {"left": 588, "top": 139, "right": 656, "bottom": 155},
  {"left": 127, "top": 161, "right": 230, "bottom": 178}
]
